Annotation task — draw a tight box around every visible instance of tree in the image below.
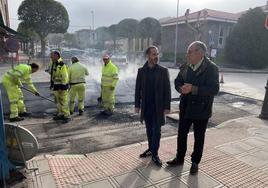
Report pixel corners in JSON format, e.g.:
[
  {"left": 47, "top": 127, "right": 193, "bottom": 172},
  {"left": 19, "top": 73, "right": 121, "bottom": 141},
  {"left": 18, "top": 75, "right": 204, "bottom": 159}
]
[
  {"left": 184, "top": 9, "right": 208, "bottom": 41},
  {"left": 108, "top": 24, "right": 119, "bottom": 54},
  {"left": 47, "top": 33, "right": 64, "bottom": 48},
  {"left": 118, "top": 18, "right": 138, "bottom": 58},
  {"left": 95, "top": 26, "right": 109, "bottom": 50},
  {"left": 64, "top": 33, "right": 77, "bottom": 48},
  {"left": 225, "top": 8, "right": 268, "bottom": 69},
  {"left": 17, "top": 22, "right": 38, "bottom": 55},
  {"left": 138, "top": 17, "right": 161, "bottom": 48},
  {"left": 18, "top": 0, "right": 69, "bottom": 57}
]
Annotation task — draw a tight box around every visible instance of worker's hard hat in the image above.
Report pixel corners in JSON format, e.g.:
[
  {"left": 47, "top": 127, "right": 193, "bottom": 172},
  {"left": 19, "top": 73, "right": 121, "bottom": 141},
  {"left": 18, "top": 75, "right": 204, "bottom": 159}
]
[
  {"left": 71, "top": 56, "right": 79, "bottom": 62},
  {"left": 103, "top": 54, "right": 110, "bottom": 59}
]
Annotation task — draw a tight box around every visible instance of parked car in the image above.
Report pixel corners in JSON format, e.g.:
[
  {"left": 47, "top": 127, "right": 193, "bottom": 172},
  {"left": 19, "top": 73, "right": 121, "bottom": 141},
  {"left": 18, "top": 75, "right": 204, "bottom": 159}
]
[{"left": 111, "top": 55, "right": 128, "bottom": 66}]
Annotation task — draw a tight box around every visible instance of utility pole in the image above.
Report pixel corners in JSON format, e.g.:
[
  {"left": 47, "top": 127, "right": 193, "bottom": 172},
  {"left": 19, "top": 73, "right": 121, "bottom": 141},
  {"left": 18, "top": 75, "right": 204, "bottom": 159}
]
[{"left": 174, "top": 0, "right": 179, "bottom": 66}]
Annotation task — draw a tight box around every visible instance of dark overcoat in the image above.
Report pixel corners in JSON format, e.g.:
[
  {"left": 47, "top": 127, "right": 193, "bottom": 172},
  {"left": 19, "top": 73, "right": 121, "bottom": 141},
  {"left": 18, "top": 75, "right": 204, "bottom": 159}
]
[
  {"left": 174, "top": 57, "right": 219, "bottom": 119},
  {"left": 135, "top": 62, "right": 171, "bottom": 126}
]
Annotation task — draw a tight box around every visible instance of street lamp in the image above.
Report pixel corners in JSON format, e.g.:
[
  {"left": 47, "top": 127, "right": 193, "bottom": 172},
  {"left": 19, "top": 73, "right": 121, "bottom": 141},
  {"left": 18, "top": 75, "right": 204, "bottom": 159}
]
[
  {"left": 174, "top": 0, "right": 179, "bottom": 66},
  {"left": 91, "top": 10, "right": 94, "bottom": 30}
]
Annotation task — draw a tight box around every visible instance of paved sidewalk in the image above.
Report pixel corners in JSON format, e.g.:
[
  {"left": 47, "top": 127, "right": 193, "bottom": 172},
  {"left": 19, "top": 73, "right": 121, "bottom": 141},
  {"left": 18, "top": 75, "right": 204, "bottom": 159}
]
[{"left": 16, "top": 116, "right": 268, "bottom": 188}]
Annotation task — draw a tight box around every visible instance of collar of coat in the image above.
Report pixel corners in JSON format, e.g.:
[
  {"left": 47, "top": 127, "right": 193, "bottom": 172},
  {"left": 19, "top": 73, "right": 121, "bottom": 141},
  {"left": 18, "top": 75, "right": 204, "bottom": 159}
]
[
  {"left": 55, "top": 58, "right": 64, "bottom": 67},
  {"left": 143, "top": 61, "right": 159, "bottom": 70},
  {"left": 180, "top": 56, "right": 211, "bottom": 78}
]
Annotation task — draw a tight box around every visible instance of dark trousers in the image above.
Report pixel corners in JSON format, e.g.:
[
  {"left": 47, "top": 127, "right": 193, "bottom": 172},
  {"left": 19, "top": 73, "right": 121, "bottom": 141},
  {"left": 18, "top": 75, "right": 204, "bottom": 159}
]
[
  {"left": 144, "top": 114, "right": 161, "bottom": 157},
  {"left": 176, "top": 117, "right": 208, "bottom": 164}
]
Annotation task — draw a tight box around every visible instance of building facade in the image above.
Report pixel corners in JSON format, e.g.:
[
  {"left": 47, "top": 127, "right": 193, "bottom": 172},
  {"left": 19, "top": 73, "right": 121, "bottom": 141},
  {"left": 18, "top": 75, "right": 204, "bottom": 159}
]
[
  {"left": 75, "top": 29, "right": 97, "bottom": 49},
  {"left": 161, "top": 9, "right": 239, "bottom": 61}
]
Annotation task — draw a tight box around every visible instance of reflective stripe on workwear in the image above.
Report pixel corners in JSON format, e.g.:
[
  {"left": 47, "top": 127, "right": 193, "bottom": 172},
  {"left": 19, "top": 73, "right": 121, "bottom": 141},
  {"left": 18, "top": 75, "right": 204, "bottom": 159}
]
[
  {"left": 52, "top": 59, "right": 69, "bottom": 85},
  {"left": 101, "top": 60, "right": 119, "bottom": 87},
  {"left": 4, "top": 64, "right": 37, "bottom": 93}
]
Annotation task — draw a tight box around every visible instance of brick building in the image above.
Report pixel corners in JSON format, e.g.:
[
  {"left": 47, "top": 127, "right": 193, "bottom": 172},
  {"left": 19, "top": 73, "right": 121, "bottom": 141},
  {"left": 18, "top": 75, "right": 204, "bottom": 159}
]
[{"left": 161, "top": 8, "right": 239, "bottom": 61}]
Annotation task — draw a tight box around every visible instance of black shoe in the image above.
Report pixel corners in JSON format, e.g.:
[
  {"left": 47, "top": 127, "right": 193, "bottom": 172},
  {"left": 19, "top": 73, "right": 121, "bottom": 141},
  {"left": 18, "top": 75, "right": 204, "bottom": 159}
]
[
  {"left": 10, "top": 117, "right": 24, "bottom": 122},
  {"left": 78, "top": 110, "right": 83, "bottom": 116},
  {"left": 152, "top": 156, "right": 162, "bottom": 166},
  {"left": 106, "top": 110, "right": 113, "bottom": 116},
  {"left": 101, "top": 110, "right": 113, "bottom": 116},
  {"left": 53, "top": 115, "right": 64, "bottom": 120},
  {"left": 100, "top": 110, "right": 108, "bottom": 115},
  {"left": 166, "top": 158, "right": 184, "bottom": 166},
  {"left": 190, "top": 163, "right": 198, "bottom": 175},
  {"left": 53, "top": 113, "right": 59, "bottom": 117},
  {"left": 19, "top": 112, "right": 31, "bottom": 117},
  {"left": 62, "top": 117, "right": 71, "bottom": 124},
  {"left": 139, "top": 149, "right": 152, "bottom": 158}
]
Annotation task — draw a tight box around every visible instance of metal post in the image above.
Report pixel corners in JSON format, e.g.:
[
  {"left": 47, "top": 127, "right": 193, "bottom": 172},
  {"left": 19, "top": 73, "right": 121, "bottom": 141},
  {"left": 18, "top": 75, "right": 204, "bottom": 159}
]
[
  {"left": 174, "top": 0, "right": 179, "bottom": 66},
  {"left": 259, "top": 79, "right": 268, "bottom": 119}
]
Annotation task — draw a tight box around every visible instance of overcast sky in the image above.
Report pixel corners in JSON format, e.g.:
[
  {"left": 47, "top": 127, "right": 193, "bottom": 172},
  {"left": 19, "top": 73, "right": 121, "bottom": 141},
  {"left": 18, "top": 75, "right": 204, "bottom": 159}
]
[{"left": 9, "top": 0, "right": 267, "bottom": 33}]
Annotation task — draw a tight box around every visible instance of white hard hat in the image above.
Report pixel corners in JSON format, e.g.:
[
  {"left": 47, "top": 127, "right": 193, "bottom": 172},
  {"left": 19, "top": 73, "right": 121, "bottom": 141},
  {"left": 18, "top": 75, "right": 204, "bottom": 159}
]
[{"left": 103, "top": 54, "right": 110, "bottom": 59}]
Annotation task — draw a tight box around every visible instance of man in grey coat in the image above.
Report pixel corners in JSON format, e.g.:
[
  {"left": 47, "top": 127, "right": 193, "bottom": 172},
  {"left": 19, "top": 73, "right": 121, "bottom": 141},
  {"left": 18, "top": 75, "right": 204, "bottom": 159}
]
[
  {"left": 135, "top": 46, "right": 171, "bottom": 166},
  {"left": 167, "top": 41, "right": 219, "bottom": 175}
]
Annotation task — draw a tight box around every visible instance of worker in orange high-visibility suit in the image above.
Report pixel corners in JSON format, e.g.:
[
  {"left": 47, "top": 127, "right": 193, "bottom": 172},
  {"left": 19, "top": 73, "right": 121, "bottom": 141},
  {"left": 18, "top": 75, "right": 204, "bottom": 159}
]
[
  {"left": 2, "top": 63, "right": 40, "bottom": 122},
  {"left": 100, "top": 54, "right": 119, "bottom": 115},
  {"left": 50, "top": 51, "right": 71, "bottom": 123}
]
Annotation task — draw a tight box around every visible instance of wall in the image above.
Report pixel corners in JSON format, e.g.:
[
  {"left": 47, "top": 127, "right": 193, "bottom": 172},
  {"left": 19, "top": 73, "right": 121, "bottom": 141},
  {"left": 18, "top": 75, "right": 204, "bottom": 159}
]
[{"left": 161, "top": 20, "right": 236, "bottom": 57}]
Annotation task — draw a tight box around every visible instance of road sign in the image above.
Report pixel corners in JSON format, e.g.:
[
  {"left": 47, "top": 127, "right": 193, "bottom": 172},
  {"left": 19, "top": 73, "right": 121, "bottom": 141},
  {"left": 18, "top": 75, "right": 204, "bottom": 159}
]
[
  {"left": 5, "top": 123, "right": 39, "bottom": 165},
  {"left": 5, "top": 38, "right": 19, "bottom": 52}
]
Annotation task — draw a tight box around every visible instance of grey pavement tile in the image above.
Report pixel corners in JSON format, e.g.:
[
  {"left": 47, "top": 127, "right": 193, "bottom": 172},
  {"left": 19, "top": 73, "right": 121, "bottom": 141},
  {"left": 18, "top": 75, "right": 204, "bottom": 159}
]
[
  {"left": 165, "top": 162, "right": 191, "bottom": 176},
  {"left": 34, "top": 159, "right": 51, "bottom": 174},
  {"left": 24, "top": 179, "right": 36, "bottom": 188},
  {"left": 138, "top": 165, "right": 175, "bottom": 183},
  {"left": 158, "top": 179, "right": 188, "bottom": 188},
  {"left": 113, "top": 171, "right": 151, "bottom": 188},
  {"left": 260, "top": 143, "right": 268, "bottom": 152},
  {"left": 82, "top": 179, "right": 114, "bottom": 188},
  {"left": 35, "top": 173, "right": 57, "bottom": 188},
  {"left": 263, "top": 167, "right": 268, "bottom": 174},
  {"left": 243, "top": 137, "right": 268, "bottom": 147},
  {"left": 237, "top": 150, "right": 268, "bottom": 168},
  {"left": 182, "top": 172, "right": 220, "bottom": 188},
  {"left": 252, "top": 128, "right": 268, "bottom": 139},
  {"left": 216, "top": 141, "right": 254, "bottom": 155}
]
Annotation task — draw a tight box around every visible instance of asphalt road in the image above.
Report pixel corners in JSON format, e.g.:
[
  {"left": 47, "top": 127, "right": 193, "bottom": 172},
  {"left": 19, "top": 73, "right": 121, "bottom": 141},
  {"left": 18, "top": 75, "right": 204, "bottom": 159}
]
[
  {"left": 1, "top": 59, "right": 266, "bottom": 155},
  {"left": 19, "top": 92, "right": 262, "bottom": 155}
]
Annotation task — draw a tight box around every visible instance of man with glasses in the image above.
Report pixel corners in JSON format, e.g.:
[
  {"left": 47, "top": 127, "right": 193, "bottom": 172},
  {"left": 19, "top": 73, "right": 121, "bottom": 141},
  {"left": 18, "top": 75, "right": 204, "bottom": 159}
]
[{"left": 167, "top": 41, "right": 219, "bottom": 175}]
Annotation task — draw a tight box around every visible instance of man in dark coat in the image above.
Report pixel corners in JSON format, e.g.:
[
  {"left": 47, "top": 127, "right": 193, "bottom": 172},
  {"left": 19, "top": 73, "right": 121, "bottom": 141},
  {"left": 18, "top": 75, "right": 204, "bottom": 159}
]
[
  {"left": 167, "top": 41, "right": 219, "bottom": 175},
  {"left": 135, "top": 46, "right": 171, "bottom": 166}
]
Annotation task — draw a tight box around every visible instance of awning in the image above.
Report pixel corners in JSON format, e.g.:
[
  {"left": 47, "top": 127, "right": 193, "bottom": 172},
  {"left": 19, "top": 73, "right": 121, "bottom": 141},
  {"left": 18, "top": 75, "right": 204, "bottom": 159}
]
[
  {"left": 2, "top": 25, "right": 18, "bottom": 35},
  {"left": 0, "top": 25, "right": 18, "bottom": 35}
]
